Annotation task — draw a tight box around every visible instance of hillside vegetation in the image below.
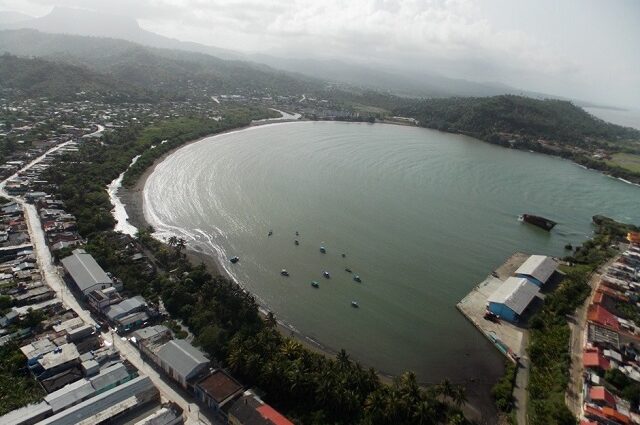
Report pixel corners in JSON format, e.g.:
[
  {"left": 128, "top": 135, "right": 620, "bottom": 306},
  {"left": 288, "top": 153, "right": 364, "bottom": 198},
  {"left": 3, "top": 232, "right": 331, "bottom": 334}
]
[{"left": 0, "top": 54, "right": 148, "bottom": 101}]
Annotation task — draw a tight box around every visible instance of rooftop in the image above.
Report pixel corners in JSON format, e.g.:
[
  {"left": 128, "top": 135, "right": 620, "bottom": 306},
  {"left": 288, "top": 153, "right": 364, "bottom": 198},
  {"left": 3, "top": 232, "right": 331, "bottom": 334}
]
[
  {"left": 105, "top": 296, "right": 146, "bottom": 321},
  {"left": 196, "top": 370, "right": 243, "bottom": 404},
  {"left": 157, "top": 339, "right": 208, "bottom": 379},
  {"left": 487, "top": 277, "right": 539, "bottom": 315},
  {"left": 60, "top": 249, "right": 111, "bottom": 293},
  {"left": 515, "top": 255, "right": 557, "bottom": 284},
  {"left": 38, "top": 343, "right": 79, "bottom": 370}
]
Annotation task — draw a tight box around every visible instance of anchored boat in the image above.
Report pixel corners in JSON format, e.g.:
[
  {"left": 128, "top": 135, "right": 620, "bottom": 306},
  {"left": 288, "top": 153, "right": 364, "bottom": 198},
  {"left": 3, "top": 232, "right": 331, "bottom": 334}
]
[
  {"left": 229, "top": 256, "right": 239, "bottom": 264},
  {"left": 519, "top": 214, "right": 557, "bottom": 231}
]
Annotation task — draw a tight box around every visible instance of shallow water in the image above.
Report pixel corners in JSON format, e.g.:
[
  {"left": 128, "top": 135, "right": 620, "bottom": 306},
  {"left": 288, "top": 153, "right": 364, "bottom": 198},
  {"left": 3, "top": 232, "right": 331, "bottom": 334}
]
[{"left": 144, "top": 121, "right": 640, "bottom": 412}]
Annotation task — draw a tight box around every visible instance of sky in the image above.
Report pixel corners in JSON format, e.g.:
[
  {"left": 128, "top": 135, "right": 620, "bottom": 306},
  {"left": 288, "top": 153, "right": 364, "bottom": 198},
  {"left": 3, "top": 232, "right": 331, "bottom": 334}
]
[{"left": 1, "top": 0, "right": 638, "bottom": 108}]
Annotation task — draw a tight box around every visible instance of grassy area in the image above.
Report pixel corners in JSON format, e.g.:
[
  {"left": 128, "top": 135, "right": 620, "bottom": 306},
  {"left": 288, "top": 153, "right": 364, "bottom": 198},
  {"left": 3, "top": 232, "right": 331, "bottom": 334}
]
[
  {"left": 606, "top": 152, "right": 640, "bottom": 173},
  {"left": 0, "top": 344, "right": 46, "bottom": 416}
]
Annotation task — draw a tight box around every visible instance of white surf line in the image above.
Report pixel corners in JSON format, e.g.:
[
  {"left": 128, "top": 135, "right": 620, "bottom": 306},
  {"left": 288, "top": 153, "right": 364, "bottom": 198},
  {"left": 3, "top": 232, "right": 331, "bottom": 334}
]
[
  {"left": 107, "top": 155, "right": 141, "bottom": 236},
  {"left": 251, "top": 108, "right": 302, "bottom": 124}
]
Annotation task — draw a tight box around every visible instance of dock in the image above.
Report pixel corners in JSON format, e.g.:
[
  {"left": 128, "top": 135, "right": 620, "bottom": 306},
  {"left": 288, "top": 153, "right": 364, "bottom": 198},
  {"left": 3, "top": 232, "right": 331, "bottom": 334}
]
[{"left": 457, "top": 252, "right": 530, "bottom": 362}]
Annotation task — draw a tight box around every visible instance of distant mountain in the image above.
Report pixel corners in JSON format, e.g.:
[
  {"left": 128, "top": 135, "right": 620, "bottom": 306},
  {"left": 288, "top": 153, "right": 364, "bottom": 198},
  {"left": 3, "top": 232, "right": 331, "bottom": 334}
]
[
  {"left": 0, "top": 29, "right": 326, "bottom": 100},
  {"left": 248, "top": 55, "right": 537, "bottom": 99},
  {"left": 0, "top": 6, "right": 243, "bottom": 61},
  {"left": 0, "top": 54, "right": 148, "bottom": 100},
  {"left": 0, "top": 11, "right": 32, "bottom": 24},
  {"left": 0, "top": 6, "right": 545, "bottom": 100}
]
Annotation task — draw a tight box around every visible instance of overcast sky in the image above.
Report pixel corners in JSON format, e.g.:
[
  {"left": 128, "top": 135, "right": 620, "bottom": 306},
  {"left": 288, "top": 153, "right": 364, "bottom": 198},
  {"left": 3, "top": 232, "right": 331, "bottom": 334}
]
[{"left": 1, "top": 0, "right": 639, "bottom": 108}]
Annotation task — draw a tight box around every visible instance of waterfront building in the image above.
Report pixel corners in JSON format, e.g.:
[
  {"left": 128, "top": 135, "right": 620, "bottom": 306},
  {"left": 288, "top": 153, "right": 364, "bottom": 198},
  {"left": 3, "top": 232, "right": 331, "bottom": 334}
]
[
  {"left": 514, "top": 254, "right": 557, "bottom": 287},
  {"left": 487, "top": 277, "right": 539, "bottom": 323},
  {"left": 60, "top": 249, "right": 113, "bottom": 296},
  {"left": 156, "top": 339, "right": 209, "bottom": 389}
]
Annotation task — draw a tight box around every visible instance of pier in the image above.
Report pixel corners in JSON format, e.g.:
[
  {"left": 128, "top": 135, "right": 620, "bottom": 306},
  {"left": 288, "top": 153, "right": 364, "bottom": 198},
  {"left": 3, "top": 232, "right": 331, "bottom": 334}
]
[{"left": 457, "top": 252, "right": 531, "bottom": 362}]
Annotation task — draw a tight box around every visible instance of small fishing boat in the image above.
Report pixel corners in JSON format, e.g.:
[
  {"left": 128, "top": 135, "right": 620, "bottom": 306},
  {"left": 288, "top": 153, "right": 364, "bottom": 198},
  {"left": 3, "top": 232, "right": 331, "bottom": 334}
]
[
  {"left": 268, "top": 230, "right": 273, "bottom": 237},
  {"left": 353, "top": 275, "right": 361, "bottom": 283},
  {"left": 311, "top": 281, "right": 319, "bottom": 288},
  {"left": 294, "top": 240, "right": 299, "bottom": 246},
  {"left": 281, "top": 269, "right": 289, "bottom": 277},
  {"left": 320, "top": 246, "right": 326, "bottom": 253},
  {"left": 345, "top": 267, "right": 352, "bottom": 273},
  {"left": 229, "top": 256, "right": 239, "bottom": 264},
  {"left": 351, "top": 301, "right": 359, "bottom": 308},
  {"left": 341, "top": 253, "right": 346, "bottom": 258},
  {"left": 322, "top": 271, "right": 331, "bottom": 279},
  {"left": 295, "top": 231, "right": 299, "bottom": 236}
]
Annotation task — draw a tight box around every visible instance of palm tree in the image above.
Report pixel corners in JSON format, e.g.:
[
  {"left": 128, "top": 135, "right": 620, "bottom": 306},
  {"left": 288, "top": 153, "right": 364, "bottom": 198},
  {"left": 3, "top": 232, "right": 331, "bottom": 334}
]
[
  {"left": 167, "top": 235, "right": 178, "bottom": 247},
  {"left": 437, "top": 378, "right": 455, "bottom": 401},
  {"left": 265, "top": 311, "right": 277, "bottom": 328},
  {"left": 450, "top": 385, "right": 467, "bottom": 408},
  {"left": 337, "top": 348, "right": 351, "bottom": 369},
  {"left": 176, "top": 237, "right": 187, "bottom": 251}
]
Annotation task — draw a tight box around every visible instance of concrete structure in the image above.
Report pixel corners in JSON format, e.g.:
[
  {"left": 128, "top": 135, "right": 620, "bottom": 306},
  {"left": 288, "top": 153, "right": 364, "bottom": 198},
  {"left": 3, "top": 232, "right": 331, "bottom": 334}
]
[
  {"left": 60, "top": 249, "right": 112, "bottom": 296},
  {"left": 89, "top": 362, "right": 134, "bottom": 394},
  {"left": 514, "top": 254, "right": 557, "bottom": 286},
  {"left": 194, "top": 370, "right": 243, "bottom": 417},
  {"left": 487, "top": 277, "right": 539, "bottom": 323},
  {"left": 35, "top": 343, "right": 80, "bottom": 379},
  {"left": 133, "top": 405, "right": 183, "bottom": 425},
  {"left": 156, "top": 339, "right": 209, "bottom": 389},
  {"left": 229, "top": 391, "right": 294, "bottom": 425}
]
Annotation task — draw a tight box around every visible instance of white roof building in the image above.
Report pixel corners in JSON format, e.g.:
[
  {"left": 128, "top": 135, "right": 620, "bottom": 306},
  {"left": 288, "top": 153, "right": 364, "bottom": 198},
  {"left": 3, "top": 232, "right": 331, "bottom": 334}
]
[
  {"left": 488, "top": 277, "right": 539, "bottom": 315},
  {"left": 515, "top": 255, "right": 557, "bottom": 285}
]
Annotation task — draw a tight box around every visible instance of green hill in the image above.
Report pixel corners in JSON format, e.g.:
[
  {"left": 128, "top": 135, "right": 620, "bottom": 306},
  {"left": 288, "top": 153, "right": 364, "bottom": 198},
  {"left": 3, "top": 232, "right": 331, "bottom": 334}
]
[
  {"left": 0, "top": 29, "right": 324, "bottom": 100},
  {"left": 0, "top": 54, "right": 148, "bottom": 101},
  {"left": 395, "top": 95, "right": 640, "bottom": 145}
]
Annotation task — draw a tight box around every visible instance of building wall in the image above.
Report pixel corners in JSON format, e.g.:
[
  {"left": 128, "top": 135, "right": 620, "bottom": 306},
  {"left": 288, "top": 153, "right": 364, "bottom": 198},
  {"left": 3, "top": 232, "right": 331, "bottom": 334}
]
[{"left": 488, "top": 302, "right": 517, "bottom": 322}]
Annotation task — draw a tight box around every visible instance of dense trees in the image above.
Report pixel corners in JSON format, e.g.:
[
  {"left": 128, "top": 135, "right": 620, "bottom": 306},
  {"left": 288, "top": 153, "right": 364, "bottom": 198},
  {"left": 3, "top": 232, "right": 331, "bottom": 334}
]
[{"left": 0, "top": 344, "right": 46, "bottom": 416}]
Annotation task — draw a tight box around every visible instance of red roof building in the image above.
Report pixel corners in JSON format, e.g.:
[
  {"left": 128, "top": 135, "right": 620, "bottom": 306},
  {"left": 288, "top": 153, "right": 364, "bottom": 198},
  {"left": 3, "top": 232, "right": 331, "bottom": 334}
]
[
  {"left": 588, "top": 305, "right": 620, "bottom": 331},
  {"left": 589, "top": 386, "right": 616, "bottom": 408},
  {"left": 583, "top": 349, "right": 611, "bottom": 371}
]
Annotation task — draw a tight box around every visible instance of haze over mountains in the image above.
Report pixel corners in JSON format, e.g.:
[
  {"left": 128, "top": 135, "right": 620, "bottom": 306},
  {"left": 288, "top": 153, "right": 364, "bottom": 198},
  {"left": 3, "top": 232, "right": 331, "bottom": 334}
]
[{"left": 0, "top": 6, "right": 556, "bottom": 100}]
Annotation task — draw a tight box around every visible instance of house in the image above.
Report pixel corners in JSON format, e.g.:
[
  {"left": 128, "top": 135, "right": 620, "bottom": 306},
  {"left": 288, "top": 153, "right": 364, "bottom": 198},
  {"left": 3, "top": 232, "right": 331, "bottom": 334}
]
[
  {"left": 589, "top": 386, "right": 616, "bottom": 408},
  {"left": 86, "top": 287, "right": 122, "bottom": 311},
  {"left": 487, "top": 277, "right": 539, "bottom": 323},
  {"left": 61, "top": 249, "right": 113, "bottom": 296},
  {"left": 514, "top": 255, "right": 557, "bottom": 287},
  {"left": 104, "top": 296, "right": 147, "bottom": 322},
  {"left": 587, "top": 304, "right": 620, "bottom": 331},
  {"left": 131, "top": 325, "right": 172, "bottom": 364},
  {"left": 229, "top": 391, "right": 294, "bottom": 425},
  {"left": 194, "top": 370, "right": 244, "bottom": 417},
  {"left": 583, "top": 349, "right": 611, "bottom": 371},
  {"left": 156, "top": 339, "right": 209, "bottom": 389}
]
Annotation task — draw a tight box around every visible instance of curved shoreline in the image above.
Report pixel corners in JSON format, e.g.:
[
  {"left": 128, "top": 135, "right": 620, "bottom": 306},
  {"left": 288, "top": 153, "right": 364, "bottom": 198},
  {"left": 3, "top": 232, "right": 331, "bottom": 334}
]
[{"left": 118, "top": 121, "right": 361, "bottom": 361}]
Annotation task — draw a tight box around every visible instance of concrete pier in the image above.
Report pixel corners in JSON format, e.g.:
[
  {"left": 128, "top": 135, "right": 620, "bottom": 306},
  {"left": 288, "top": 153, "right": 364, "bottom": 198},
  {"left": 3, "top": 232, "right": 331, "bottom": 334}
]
[{"left": 457, "top": 252, "right": 530, "bottom": 361}]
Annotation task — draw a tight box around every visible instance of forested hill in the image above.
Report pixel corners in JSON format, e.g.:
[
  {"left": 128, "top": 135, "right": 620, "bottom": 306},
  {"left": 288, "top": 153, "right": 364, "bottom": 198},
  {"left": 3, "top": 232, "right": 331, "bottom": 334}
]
[
  {"left": 0, "top": 54, "right": 151, "bottom": 101},
  {"left": 0, "top": 29, "right": 324, "bottom": 100},
  {"left": 395, "top": 95, "right": 640, "bottom": 146}
]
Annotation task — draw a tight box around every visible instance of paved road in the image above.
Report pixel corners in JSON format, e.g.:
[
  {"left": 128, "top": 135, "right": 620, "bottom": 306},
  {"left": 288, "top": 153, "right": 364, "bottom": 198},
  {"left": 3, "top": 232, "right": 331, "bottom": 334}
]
[
  {"left": 1, "top": 140, "right": 214, "bottom": 425},
  {"left": 514, "top": 332, "right": 530, "bottom": 425}
]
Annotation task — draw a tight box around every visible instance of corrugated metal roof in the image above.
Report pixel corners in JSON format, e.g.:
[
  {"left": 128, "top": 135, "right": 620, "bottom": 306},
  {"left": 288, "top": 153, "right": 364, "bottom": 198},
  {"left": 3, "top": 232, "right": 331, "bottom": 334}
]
[
  {"left": 44, "top": 378, "right": 94, "bottom": 412},
  {"left": 157, "top": 339, "right": 208, "bottom": 380},
  {"left": 132, "top": 325, "right": 169, "bottom": 343},
  {"left": 36, "top": 376, "right": 156, "bottom": 425},
  {"left": 0, "top": 401, "right": 52, "bottom": 425},
  {"left": 105, "top": 296, "right": 146, "bottom": 321},
  {"left": 488, "top": 277, "right": 539, "bottom": 315},
  {"left": 89, "top": 362, "right": 130, "bottom": 392},
  {"left": 515, "top": 255, "right": 557, "bottom": 284},
  {"left": 61, "top": 249, "right": 112, "bottom": 293}
]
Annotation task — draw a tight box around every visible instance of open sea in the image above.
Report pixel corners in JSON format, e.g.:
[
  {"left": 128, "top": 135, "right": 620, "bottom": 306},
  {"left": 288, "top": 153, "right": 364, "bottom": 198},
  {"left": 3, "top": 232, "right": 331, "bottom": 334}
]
[{"left": 143, "top": 121, "right": 640, "bottom": 414}]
